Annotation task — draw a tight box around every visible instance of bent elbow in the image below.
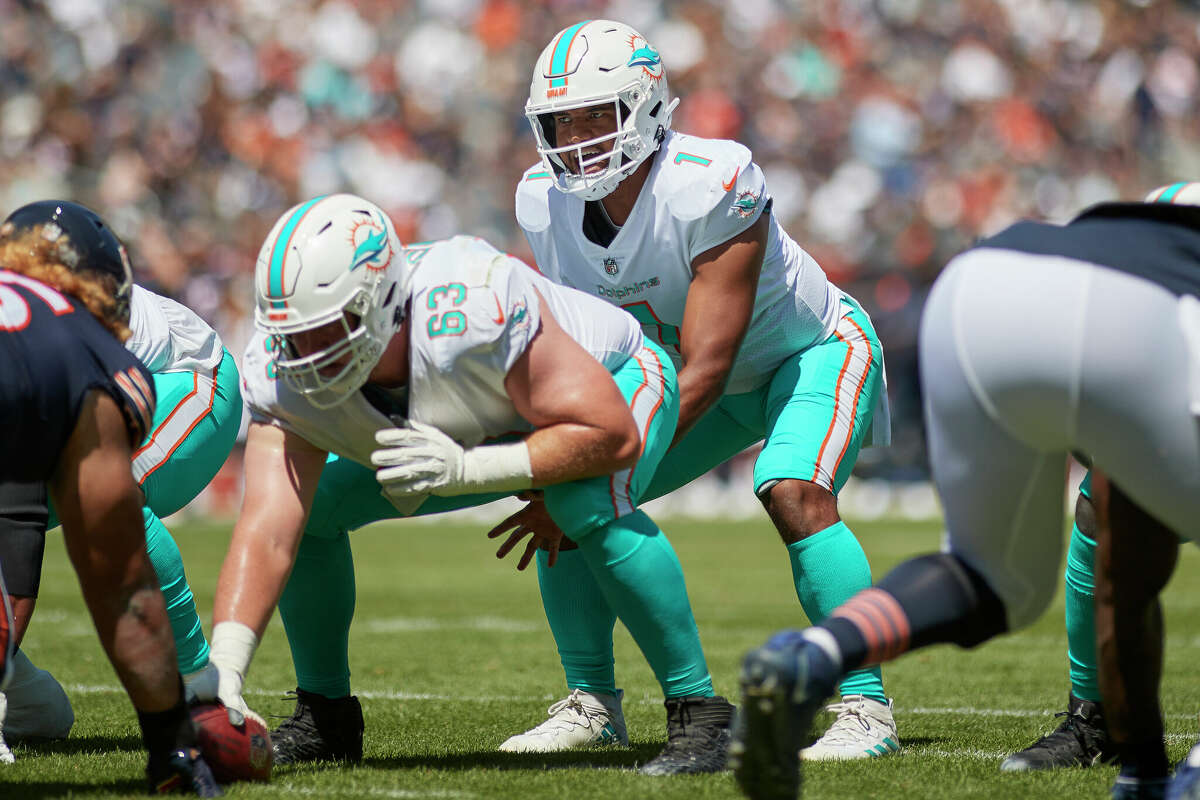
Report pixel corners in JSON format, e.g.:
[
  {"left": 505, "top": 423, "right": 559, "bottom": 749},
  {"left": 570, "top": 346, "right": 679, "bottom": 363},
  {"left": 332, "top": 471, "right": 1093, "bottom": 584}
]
[{"left": 608, "top": 423, "right": 642, "bottom": 472}]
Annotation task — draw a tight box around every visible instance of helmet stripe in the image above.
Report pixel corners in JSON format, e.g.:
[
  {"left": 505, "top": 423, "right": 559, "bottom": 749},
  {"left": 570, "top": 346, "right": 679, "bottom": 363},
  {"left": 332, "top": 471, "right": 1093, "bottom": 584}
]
[
  {"left": 549, "top": 20, "right": 591, "bottom": 88},
  {"left": 268, "top": 196, "right": 325, "bottom": 305},
  {"left": 1154, "top": 182, "right": 1188, "bottom": 203}
]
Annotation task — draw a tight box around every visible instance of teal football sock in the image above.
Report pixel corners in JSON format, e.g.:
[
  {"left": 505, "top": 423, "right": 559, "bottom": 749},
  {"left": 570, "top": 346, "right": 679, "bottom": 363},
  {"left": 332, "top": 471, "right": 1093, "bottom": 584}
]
[
  {"left": 280, "top": 531, "right": 355, "bottom": 698},
  {"left": 576, "top": 511, "right": 713, "bottom": 699},
  {"left": 143, "top": 507, "right": 210, "bottom": 675},
  {"left": 1065, "top": 520, "right": 1101, "bottom": 702},
  {"left": 536, "top": 547, "right": 618, "bottom": 696},
  {"left": 787, "top": 521, "right": 886, "bottom": 703}
]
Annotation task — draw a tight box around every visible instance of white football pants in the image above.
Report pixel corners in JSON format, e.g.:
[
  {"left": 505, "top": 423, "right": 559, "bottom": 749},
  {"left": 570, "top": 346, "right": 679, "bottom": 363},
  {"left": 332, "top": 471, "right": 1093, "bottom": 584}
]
[{"left": 920, "top": 247, "right": 1200, "bottom": 630}]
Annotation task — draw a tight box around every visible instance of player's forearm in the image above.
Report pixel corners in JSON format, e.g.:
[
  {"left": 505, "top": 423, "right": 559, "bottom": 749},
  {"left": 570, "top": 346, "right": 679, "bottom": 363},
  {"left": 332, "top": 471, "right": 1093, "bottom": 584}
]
[
  {"left": 526, "top": 421, "right": 640, "bottom": 486},
  {"left": 213, "top": 519, "right": 301, "bottom": 638},
  {"left": 66, "top": 517, "right": 181, "bottom": 710},
  {"left": 55, "top": 470, "right": 183, "bottom": 711},
  {"left": 673, "top": 358, "right": 732, "bottom": 444}
]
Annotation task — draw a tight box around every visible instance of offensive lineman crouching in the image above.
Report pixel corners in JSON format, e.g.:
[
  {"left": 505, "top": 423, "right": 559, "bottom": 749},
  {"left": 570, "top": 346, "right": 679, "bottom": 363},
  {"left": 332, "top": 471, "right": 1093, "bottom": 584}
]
[{"left": 197, "top": 194, "right": 733, "bottom": 775}]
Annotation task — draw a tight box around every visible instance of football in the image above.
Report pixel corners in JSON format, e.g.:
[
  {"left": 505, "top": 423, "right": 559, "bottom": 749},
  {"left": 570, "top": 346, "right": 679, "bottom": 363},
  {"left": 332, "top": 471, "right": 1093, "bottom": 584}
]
[{"left": 190, "top": 703, "right": 273, "bottom": 783}]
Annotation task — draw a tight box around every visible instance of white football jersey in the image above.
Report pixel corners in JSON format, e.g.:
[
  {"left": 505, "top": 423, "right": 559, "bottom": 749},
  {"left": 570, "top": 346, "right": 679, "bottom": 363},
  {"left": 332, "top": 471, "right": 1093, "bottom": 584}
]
[
  {"left": 516, "top": 129, "right": 843, "bottom": 395},
  {"left": 242, "top": 235, "right": 645, "bottom": 472},
  {"left": 126, "top": 285, "right": 225, "bottom": 374}
]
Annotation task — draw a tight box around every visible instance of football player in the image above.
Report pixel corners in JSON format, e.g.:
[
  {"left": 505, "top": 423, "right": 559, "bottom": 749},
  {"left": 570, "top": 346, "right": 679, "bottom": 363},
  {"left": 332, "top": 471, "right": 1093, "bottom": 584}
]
[
  {"left": 198, "top": 194, "right": 733, "bottom": 775},
  {"left": 731, "top": 184, "right": 1200, "bottom": 800},
  {"left": 498, "top": 19, "right": 896, "bottom": 759},
  {"left": 0, "top": 204, "right": 219, "bottom": 795},
  {"left": 0, "top": 201, "right": 244, "bottom": 763}
]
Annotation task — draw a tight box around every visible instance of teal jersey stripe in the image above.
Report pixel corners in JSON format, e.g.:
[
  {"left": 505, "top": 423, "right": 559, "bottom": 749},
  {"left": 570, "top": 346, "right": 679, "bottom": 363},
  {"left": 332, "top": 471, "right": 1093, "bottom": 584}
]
[
  {"left": 549, "top": 21, "right": 590, "bottom": 88},
  {"left": 269, "top": 196, "right": 324, "bottom": 301}
]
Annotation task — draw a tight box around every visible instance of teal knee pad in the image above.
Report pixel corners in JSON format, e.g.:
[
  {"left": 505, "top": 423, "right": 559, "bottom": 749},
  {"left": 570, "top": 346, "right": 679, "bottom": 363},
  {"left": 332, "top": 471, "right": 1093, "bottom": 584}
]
[
  {"left": 536, "top": 548, "right": 617, "bottom": 695},
  {"left": 280, "top": 531, "right": 355, "bottom": 698},
  {"left": 143, "top": 507, "right": 209, "bottom": 674},
  {"left": 576, "top": 512, "right": 713, "bottom": 699}
]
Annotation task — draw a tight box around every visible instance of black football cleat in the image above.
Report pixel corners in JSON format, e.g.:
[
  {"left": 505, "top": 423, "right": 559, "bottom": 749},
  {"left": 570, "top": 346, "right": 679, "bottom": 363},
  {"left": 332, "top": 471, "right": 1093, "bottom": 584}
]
[
  {"left": 271, "top": 688, "right": 363, "bottom": 765},
  {"left": 730, "top": 632, "right": 840, "bottom": 800},
  {"left": 147, "top": 748, "right": 224, "bottom": 797},
  {"left": 640, "top": 694, "right": 735, "bottom": 776},
  {"left": 1000, "top": 692, "right": 1115, "bottom": 772}
]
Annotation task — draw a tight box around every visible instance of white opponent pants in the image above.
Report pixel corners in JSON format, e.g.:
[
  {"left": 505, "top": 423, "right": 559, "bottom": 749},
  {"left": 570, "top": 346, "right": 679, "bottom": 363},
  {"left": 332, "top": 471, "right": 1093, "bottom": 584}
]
[{"left": 920, "top": 248, "right": 1200, "bottom": 630}]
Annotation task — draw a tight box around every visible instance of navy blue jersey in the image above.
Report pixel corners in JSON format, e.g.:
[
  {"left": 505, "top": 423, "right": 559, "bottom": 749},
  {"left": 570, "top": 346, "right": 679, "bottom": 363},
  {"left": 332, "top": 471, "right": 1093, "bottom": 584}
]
[
  {"left": 976, "top": 203, "right": 1200, "bottom": 297},
  {"left": 0, "top": 271, "right": 155, "bottom": 482}
]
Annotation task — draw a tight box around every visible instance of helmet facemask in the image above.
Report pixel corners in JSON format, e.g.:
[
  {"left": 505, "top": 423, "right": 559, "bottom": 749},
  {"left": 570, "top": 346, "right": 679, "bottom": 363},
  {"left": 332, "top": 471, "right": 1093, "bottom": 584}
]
[
  {"left": 531, "top": 91, "right": 671, "bottom": 201},
  {"left": 267, "top": 284, "right": 398, "bottom": 409}
]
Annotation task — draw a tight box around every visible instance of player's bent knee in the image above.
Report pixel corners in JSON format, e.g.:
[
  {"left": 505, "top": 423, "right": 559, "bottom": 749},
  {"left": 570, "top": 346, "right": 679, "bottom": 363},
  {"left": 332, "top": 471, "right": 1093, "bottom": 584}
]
[{"left": 760, "top": 479, "right": 840, "bottom": 544}]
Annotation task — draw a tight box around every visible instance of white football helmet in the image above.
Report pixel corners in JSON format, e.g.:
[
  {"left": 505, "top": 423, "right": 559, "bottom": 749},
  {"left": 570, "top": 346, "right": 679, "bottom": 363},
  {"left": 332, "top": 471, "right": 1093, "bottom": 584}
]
[
  {"left": 525, "top": 20, "right": 679, "bottom": 201},
  {"left": 254, "top": 194, "right": 409, "bottom": 409}
]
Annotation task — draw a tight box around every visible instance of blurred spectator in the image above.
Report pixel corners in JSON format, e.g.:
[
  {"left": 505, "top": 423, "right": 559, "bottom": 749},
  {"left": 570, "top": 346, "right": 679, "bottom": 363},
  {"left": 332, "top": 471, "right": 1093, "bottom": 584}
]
[{"left": 2, "top": 0, "right": 1195, "bottom": 482}]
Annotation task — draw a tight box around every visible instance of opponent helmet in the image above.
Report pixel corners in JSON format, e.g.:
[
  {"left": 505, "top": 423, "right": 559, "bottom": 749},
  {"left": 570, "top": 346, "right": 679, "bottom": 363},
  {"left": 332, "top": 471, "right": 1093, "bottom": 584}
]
[
  {"left": 255, "top": 194, "right": 409, "bottom": 409},
  {"left": 1, "top": 200, "right": 133, "bottom": 321},
  {"left": 525, "top": 20, "right": 679, "bottom": 201}
]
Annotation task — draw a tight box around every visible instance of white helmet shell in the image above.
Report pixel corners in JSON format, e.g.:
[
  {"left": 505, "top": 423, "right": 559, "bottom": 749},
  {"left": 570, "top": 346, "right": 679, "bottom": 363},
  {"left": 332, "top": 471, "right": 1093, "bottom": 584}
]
[
  {"left": 254, "top": 193, "right": 408, "bottom": 408},
  {"left": 526, "top": 20, "right": 679, "bottom": 201}
]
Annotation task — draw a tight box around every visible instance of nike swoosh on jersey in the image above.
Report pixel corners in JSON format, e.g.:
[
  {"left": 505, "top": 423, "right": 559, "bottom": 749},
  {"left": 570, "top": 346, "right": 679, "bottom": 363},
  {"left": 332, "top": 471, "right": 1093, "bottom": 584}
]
[
  {"left": 491, "top": 293, "right": 506, "bottom": 325},
  {"left": 722, "top": 167, "right": 740, "bottom": 192}
]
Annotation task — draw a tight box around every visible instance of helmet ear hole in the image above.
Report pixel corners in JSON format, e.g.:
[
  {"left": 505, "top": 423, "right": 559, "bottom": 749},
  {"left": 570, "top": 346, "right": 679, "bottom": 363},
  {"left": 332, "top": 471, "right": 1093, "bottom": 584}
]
[
  {"left": 382, "top": 282, "right": 396, "bottom": 309},
  {"left": 648, "top": 100, "right": 662, "bottom": 118}
]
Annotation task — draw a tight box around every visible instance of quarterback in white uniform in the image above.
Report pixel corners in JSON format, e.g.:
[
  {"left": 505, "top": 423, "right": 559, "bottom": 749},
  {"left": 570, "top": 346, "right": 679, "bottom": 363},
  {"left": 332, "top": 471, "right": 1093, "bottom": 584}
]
[
  {"left": 202, "top": 195, "right": 734, "bottom": 775},
  {"left": 495, "top": 19, "right": 895, "bottom": 759}
]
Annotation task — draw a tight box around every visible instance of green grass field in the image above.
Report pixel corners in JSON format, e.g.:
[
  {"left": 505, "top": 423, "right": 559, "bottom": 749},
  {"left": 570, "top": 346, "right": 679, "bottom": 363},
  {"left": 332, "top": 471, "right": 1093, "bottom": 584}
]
[{"left": 4, "top": 512, "right": 1199, "bottom": 799}]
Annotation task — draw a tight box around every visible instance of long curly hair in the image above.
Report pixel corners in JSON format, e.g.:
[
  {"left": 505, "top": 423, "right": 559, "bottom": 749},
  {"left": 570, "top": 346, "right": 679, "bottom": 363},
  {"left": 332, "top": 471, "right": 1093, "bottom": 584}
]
[{"left": 0, "top": 226, "right": 131, "bottom": 342}]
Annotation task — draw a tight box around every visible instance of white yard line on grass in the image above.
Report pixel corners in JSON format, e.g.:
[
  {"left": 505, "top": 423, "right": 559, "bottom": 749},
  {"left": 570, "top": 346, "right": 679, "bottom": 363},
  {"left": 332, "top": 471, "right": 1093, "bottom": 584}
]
[
  {"left": 277, "top": 786, "right": 475, "bottom": 799},
  {"left": 60, "top": 684, "right": 1200, "bottom": 722}
]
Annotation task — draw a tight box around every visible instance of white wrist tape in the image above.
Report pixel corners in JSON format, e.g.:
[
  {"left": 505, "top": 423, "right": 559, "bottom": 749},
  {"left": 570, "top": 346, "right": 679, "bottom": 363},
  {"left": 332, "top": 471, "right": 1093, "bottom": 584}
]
[
  {"left": 456, "top": 441, "right": 533, "bottom": 495},
  {"left": 209, "top": 621, "right": 260, "bottom": 679}
]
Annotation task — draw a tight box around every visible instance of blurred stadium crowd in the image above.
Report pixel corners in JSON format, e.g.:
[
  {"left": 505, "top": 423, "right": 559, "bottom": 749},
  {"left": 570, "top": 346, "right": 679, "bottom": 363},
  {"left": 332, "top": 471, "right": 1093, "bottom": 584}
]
[{"left": 2, "top": 0, "right": 1196, "bottom": 500}]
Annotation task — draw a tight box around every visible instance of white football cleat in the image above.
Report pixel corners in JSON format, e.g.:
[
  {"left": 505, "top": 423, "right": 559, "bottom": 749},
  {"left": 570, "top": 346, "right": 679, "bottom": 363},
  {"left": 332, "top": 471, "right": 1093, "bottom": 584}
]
[
  {"left": 800, "top": 695, "right": 900, "bottom": 761},
  {"left": 3, "top": 650, "right": 74, "bottom": 740},
  {"left": 0, "top": 692, "right": 14, "bottom": 764},
  {"left": 499, "top": 689, "right": 628, "bottom": 753}
]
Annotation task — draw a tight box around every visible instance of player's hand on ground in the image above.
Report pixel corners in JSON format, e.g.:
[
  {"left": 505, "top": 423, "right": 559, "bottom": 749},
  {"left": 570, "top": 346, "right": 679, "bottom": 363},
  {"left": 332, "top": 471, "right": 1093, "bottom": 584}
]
[
  {"left": 487, "top": 498, "right": 566, "bottom": 570},
  {"left": 373, "top": 422, "right": 466, "bottom": 496},
  {"left": 147, "top": 747, "right": 224, "bottom": 797}
]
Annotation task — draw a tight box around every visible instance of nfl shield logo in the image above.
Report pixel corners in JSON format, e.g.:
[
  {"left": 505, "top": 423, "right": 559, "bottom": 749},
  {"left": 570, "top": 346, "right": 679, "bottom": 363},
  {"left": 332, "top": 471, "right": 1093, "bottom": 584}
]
[{"left": 603, "top": 257, "right": 619, "bottom": 275}]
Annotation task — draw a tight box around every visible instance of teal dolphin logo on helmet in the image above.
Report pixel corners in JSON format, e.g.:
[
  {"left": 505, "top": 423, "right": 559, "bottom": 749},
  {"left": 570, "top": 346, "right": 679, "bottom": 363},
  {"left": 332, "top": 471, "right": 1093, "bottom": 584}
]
[
  {"left": 626, "top": 36, "right": 663, "bottom": 79},
  {"left": 348, "top": 214, "right": 394, "bottom": 273},
  {"left": 627, "top": 45, "right": 661, "bottom": 71}
]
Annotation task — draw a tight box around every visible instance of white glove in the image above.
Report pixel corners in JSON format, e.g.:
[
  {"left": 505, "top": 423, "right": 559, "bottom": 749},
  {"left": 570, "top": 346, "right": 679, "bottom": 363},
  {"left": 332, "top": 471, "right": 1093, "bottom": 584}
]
[
  {"left": 372, "top": 422, "right": 532, "bottom": 497},
  {"left": 192, "top": 622, "right": 265, "bottom": 728}
]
